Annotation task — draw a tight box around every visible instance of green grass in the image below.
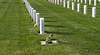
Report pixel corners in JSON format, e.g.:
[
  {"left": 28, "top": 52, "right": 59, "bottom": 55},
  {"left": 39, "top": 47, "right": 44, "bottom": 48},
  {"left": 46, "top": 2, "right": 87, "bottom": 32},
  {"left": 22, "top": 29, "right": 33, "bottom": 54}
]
[{"left": 0, "top": 0, "right": 100, "bottom": 55}]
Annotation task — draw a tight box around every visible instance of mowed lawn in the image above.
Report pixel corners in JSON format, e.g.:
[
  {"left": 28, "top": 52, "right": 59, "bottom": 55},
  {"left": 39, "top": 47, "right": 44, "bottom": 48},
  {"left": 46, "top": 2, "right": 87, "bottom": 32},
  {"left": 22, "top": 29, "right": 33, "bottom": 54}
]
[{"left": 0, "top": 0, "right": 100, "bottom": 55}]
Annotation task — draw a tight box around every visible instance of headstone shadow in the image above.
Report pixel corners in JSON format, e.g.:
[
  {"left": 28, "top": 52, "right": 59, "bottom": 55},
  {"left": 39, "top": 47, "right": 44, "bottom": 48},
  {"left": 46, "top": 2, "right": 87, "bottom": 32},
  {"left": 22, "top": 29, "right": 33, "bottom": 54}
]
[
  {"left": 45, "top": 25, "right": 66, "bottom": 28},
  {"left": 44, "top": 17, "right": 54, "bottom": 19},
  {"left": 45, "top": 20, "right": 58, "bottom": 22}
]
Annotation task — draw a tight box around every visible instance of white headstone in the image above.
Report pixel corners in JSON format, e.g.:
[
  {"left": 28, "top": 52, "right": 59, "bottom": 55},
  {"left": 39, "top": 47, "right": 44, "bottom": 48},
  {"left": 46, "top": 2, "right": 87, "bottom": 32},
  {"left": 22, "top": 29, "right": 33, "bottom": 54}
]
[
  {"left": 55, "top": 0, "right": 57, "bottom": 4},
  {"left": 63, "top": 0, "right": 66, "bottom": 7},
  {"left": 33, "top": 10, "right": 36, "bottom": 22},
  {"left": 51, "top": 0, "right": 52, "bottom": 2},
  {"left": 94, "top": 0, "right": 96, "bottom": 6},
  {"left": 28, "top": 5, "right": 30, "bottom": 12},
  {"left": 40, "top": 18, "right": 44, "bottom": 34},
  {"left": 92, "top": 7, "right": 96, "bottom": 18},
  {"left": 60, "top": 0, "right": 62, "bottom": 5},
  {"left": 52, "top": 0, "right": 53, "bottom": 2},
  {"left": 31, "top": 8, "right": 34, "bottom": 18},
  {"left": 36, "top": 13, "right": 40, "bottom": 26},
  {"left": 31, "top": 8, "right": 33, "bottom": 16},
  {"left": 29, "top": 6, "right": 31, "bottom": 15},
  {"left": 57, "top": 0, "right": 59, "bottom": 5},
  {"left": 84, "top": 5, "right": 87, "bottom": 14},
  {"left": 77, "top": 0, "right": 79, "bottom": 2},
  {"left": 53, "top": 0, "right": 54, "bottom": 3},
  {"left": 72, "top": 2, "right": 74, "bottom": 10},
  {"left": 74, "top": 0, "right": 76, "bottom": 2},
  {"left": 98, "top": 0, "right": 100, "bottom": 2},
  {"left": 67, "top": 1, "right": 70, "bottom": 8},
  {"left": 77, "top": 3, "right": 80, "bottom": 12},
  {"left": 81, "top": 0, "right": 83, "bottom": 3},
  {"left": 85, "top": 0, "right": 87, "bottom": 4},
  {"left": 89, "top": 0, "right": 91, "bottom": 5}
]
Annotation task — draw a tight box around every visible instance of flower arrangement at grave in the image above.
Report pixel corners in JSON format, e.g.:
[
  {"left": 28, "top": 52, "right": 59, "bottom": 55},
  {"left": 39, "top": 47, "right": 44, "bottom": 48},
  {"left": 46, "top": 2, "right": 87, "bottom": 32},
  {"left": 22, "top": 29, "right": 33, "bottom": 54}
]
[
  {"left": 46, "top": 34, "right": 54, "bottom": 44},
  {"left": 22, "top": 1, "right": 24, "bottom": 3},
  {"left": 22, "top": 1, "right": 25, "bottom": 4},
  {"left": 60, "top": 0, "right": 62, "bottom": 6}
]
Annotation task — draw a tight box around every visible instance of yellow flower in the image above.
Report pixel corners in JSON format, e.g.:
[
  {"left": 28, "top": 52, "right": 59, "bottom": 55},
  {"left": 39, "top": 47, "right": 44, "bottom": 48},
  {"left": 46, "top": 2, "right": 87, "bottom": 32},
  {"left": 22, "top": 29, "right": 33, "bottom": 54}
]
[{"left": 34, "top": 24, "right": 37, "bottom": 27}]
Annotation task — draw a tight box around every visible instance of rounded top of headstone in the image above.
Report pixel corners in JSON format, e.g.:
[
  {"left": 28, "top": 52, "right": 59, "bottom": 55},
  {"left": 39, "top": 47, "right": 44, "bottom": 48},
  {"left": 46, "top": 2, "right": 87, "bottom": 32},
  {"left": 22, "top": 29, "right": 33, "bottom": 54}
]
[
  {"left": 32, "top": 8, "right": 33, "bottom": 9},
  {"left": 92, "top": 7, "right": 96, "bottom": 8},
  {"left": 40, "top": 18, "right": 44, "bottom": 20},
  {"left": 33, "top": 10, "right": 36, "bottom": 11},
  {"left": 36, "top": 13, "right": 39, "bottom": 15}
]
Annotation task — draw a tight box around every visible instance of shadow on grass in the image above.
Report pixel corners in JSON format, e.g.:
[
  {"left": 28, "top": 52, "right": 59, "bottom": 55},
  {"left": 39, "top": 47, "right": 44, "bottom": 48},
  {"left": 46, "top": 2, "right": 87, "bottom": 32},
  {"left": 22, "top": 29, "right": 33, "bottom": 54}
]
[
  {"left": 47, "top": 31, "right": 74, "bottom": 35},
  {"left": 45, "top": 25, "right": 66, "bottom": 28},
  {"left": 45, "top": 20, "right": 58, "bottom": 22},
  {"left": 1, "top": 2, "right": 7, "bottom": 4},
  {"left": 15, "top": 1, "right": 21, "bottom": 4},
  {"left": 44, "top": 17, "right": 54, "bottom": 19},
  {"left": 37, "top": 31, "right": 47, "bottom": 34}
]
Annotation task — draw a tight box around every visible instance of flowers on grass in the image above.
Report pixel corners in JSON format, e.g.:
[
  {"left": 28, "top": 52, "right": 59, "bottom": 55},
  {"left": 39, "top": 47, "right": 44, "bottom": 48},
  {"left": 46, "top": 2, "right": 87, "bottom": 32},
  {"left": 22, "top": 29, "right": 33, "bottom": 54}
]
[{"left": 34, "top": 24, "right": 37, "bottom": 27}]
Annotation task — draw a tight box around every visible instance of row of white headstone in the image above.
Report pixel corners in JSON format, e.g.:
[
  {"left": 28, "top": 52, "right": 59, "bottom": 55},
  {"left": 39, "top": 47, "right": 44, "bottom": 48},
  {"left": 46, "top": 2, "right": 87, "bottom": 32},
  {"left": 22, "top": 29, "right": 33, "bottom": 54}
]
[
  {"left": 48, "top": 0, "right": 96, "bottom": 18},
  {"left": 23, "top": 0, "right": 45, "bottom": 34},
  {"left": 49, "top": 0, "right": 100, "bottom": 6},
  {"left": 71, "top": 0, "right": 100, "bottom": 6}
]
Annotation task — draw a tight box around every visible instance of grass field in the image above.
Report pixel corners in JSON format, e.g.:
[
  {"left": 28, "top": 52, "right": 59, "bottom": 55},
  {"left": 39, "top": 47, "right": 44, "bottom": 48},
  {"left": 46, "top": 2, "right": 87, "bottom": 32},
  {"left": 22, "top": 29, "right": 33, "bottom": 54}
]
[{"left": 0, "top": 0, "right": 100, "bottom": 55}]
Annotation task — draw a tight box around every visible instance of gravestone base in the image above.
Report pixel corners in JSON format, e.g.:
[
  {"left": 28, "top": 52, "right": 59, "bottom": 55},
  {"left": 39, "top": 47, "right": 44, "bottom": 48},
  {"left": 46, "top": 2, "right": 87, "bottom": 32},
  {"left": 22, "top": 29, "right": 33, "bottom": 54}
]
[
  {"left": 40, "top": 40, "right": 58, "bottom": 45},
  {"left": 37, "top": 31, "right": 47, "bottom": 34}
]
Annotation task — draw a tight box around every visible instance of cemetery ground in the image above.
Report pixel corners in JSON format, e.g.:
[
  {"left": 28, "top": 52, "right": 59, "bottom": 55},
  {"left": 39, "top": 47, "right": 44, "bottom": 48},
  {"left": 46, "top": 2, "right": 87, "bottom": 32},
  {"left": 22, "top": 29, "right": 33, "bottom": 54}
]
[{"left": 0, "top": 0, "right": 100, "bottom": 55}]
